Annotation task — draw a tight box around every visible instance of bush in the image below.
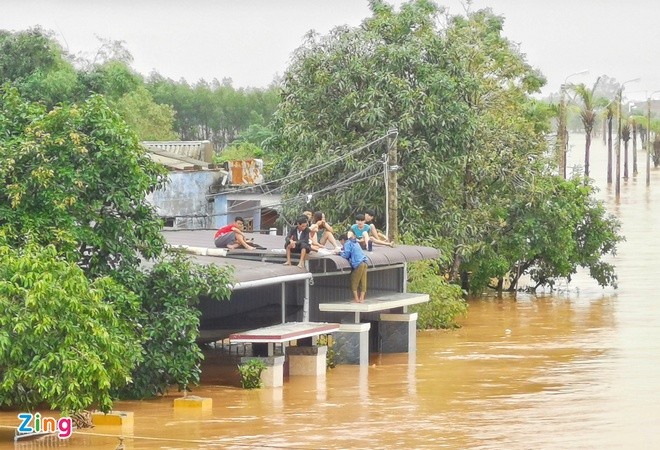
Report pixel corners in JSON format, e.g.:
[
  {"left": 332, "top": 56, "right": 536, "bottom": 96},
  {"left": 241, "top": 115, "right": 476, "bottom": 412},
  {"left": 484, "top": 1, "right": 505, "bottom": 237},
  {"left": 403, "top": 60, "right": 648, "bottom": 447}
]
[
  {"left": 238, "top": 359, "right": 266, "bottom": 389},
  {"left": 408, "top": 260, "right": 467, "bottom": 329},
  {"left": 0, "top": 239, "right": 142, "bottom": 413}
]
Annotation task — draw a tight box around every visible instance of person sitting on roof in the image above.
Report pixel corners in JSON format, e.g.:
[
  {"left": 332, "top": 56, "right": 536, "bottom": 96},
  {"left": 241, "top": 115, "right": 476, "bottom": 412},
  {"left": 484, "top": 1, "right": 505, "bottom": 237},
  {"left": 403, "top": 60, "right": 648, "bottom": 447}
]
[
  {"left": 312, "top": 211, "right": 342, "bottom": 251},
  {"left": 364, "top": 209, "right": 394, "bottom": 247},
  {"left": 214, "top": 216, "right": 255, "bottom": 250},
  {"left": 350, "top": 213, "right": 372, "bottom": 251},
  {"left": 284, "top": 215, "right": 311, "bottom": 268}
]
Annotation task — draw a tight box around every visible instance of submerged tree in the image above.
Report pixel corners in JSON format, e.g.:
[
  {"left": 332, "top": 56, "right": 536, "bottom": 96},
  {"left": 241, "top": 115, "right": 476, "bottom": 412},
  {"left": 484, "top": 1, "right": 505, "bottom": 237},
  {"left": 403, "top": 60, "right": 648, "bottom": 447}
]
[
  {"left": 270, "top": 0, "right": 621, "bottom": 294},
  {"left": 572, "top": 78, "right": 601, "bottom": 177},
  {"left": 0, "top": 87, "right": 233, "bottom": 409}
]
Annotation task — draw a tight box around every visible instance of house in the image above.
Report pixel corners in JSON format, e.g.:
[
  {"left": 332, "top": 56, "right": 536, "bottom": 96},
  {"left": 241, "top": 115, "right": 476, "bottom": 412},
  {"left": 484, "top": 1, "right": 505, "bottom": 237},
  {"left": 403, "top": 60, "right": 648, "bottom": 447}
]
[
  {"left": 143, "top": 141, "right": 280, "bottom": 231},
  {"left": 163, "top": 230, "right": 437, "bottom": 366}
]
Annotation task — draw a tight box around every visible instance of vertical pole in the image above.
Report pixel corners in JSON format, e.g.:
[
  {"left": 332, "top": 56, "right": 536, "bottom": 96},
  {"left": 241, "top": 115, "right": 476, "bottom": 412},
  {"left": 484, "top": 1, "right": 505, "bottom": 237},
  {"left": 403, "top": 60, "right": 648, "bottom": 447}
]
[
  {"left": 387, "top": 131, "right": 398, "bottom": 242},
  {"left": 383, "top": 153, "right": 389, "bottom": 239},
  {"left": 607, "top": 110, "right": 613, "bottom": 183},
  {"left": 558, "top": 85, "right": 567, "bottom": 178},
  {"left": 632, "top": 119, "right": 638, "bottom": 176},
  {"left": 281, "top": 283, "right": 286, "bottom": 324},
  {"left": 648, "top": 98, "right": 652, "bottom": 186},
  {"left": 616, "top": 89, "right": 622, "bottom": 198},
  {"left": 303, "top": 279, "right": 309, "bottom": 322}
]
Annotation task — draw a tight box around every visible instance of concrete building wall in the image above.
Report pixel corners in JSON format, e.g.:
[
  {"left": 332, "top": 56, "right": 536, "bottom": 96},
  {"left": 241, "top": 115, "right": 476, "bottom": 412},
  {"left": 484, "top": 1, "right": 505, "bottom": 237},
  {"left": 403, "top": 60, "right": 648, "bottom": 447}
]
[{"left": 148, "top": 171, "right": 224, "bottom": 229}]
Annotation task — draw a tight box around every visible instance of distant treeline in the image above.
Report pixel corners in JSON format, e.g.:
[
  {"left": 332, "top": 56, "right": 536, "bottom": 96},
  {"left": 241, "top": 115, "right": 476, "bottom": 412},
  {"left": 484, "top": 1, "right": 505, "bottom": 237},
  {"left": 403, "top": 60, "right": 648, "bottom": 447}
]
[{"left": 0, "top": 27, "right": 279, "bottom": 151}]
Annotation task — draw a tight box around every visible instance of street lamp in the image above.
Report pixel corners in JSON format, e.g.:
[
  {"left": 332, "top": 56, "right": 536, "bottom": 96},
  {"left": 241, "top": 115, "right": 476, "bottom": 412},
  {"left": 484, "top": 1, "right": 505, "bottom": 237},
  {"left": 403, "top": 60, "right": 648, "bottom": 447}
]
[
  {"left": 558, "top": 69, "right": 589, "bottom": 178},
  {"left": 615, "top": 78, "right": 641, "bottom": 198},
  {"left": 647, "top": 90, "right": 660, "bottom": 186}
]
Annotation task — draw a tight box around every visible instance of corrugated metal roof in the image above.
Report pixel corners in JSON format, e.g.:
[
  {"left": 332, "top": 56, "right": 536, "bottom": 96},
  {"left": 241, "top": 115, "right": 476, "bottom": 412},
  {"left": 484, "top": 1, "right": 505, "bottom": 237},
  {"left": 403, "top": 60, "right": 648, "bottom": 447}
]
[{"left": 162, "top": 230, "right": 440, "bottom": 274}]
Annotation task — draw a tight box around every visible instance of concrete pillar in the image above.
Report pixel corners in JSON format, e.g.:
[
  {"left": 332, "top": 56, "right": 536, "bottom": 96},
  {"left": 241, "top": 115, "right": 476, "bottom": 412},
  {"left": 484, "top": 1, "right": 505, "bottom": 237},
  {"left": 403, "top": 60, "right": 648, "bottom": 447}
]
[
  {"left": 287, "top": 345, "right": 327, "bottom": 376},
  {"left": 240, "top": 355, "right": 285, "bottom": 388},
  {"left": 379, "top": 312, "right": 418, "bottom": 353},
  {"left": 333, "top": 323, "right": 371, "bottom": 365}
]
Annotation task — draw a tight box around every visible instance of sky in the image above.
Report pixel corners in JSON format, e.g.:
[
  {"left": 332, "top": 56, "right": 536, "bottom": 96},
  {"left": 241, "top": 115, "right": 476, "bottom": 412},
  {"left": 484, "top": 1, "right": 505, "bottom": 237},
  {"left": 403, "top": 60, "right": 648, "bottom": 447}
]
[{"left": 2, "top": 0, "right": 660, "bottom": 101}]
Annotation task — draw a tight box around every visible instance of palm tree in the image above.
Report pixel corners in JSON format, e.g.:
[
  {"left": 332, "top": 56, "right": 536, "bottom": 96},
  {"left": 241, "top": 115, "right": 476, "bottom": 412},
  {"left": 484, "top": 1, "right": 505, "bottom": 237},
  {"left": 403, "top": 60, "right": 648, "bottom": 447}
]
[
  {"left": 572, "top": 78, "right": 601, "bottom": 177},
  {"left": 606, "top": 102, "right": 615, "bottom": 183},
  {"left": 622, "top": 120, "right": 631, "bottom": 179}
]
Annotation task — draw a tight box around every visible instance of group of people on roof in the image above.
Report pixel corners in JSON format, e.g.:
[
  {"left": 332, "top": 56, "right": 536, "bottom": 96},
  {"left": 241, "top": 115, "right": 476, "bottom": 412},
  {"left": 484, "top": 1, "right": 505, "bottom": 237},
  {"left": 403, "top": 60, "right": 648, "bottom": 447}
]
[{"left": 213, "top": 210, "right": 393, "bottom": 303}]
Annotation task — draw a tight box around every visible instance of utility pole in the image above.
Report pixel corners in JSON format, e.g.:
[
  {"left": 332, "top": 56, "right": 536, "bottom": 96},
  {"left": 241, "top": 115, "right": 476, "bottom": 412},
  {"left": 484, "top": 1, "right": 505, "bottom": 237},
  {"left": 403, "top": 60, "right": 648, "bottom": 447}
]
[
  {"left": 558, "top": 85, "right": 567, "bottom": 178},
  {"left": 647, "top": 97, "right": 652, "bottom": 187},
  {"left": 386, "top": 129, "right": 398, "bottom": 242},
  {"left": 616, "top": 88, "right": 622, "bottom": 198}
]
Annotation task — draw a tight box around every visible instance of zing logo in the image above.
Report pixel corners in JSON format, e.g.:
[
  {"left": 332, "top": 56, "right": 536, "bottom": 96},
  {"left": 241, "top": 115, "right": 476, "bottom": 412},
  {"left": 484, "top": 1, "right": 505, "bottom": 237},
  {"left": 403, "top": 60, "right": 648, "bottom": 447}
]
[{"left": 17, "top": 413, "right": 72, "bottom": 439}]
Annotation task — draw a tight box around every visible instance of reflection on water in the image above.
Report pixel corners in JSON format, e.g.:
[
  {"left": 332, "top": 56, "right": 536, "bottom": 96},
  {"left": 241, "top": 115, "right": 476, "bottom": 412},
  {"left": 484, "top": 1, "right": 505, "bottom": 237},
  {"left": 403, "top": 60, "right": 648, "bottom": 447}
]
[{"left": 1, "top": 134, "right": 660, "bottom": 449}]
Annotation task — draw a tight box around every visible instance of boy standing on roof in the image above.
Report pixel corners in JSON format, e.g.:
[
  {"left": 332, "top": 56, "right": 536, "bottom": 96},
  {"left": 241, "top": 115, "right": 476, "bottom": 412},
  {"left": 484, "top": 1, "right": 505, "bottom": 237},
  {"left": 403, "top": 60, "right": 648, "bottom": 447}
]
[
  {"left": 337, "top": 231, "right": 369, "bottom": 303},
  {"left": 214, "top": 217, "right": 255, "bottom": 250}
]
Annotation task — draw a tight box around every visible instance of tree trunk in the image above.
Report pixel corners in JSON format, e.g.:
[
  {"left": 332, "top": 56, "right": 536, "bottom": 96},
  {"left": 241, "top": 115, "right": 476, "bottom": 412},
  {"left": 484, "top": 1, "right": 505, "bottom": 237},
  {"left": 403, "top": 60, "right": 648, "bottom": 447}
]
[
  {"left": 632, "top": 121, "right": 638, "bottom": 175},
  {"left": 607, "top": 115, "right": 613, "bottom": 183},
  {"left": 584, "top": 132, "right": 591, "bottom": 177},
  {"left": 624, "top": 139, "right": 629, "bottom": 179}
]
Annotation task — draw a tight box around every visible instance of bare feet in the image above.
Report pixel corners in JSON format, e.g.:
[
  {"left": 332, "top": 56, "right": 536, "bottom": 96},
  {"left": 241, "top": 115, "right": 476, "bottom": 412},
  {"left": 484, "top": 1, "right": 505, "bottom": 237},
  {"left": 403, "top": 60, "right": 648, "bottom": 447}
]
[
  {"left": 297, "top": 263, "right": 306, "bottom": 269},
  {"left": 283, "top": 262, "right": 291, "bottom": 266}
]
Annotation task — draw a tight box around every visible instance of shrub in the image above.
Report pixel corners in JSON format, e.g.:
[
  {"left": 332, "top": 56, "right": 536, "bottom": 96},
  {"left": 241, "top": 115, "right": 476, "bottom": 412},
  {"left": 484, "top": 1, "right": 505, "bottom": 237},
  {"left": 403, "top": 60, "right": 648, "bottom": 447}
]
[{"left": 238, "top": 359, "right": 266, "bottom": 389}]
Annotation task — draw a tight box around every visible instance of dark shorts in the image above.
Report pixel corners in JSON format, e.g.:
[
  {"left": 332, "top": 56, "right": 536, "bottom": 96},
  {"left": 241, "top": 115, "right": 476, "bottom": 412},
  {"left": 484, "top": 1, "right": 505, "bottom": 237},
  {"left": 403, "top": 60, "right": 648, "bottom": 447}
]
[
  {"left": 215, "top": 232, "right": 236, "bottom": 248},
  {"left": 285, "top": 238, "right": 311, "bottom": 253}
]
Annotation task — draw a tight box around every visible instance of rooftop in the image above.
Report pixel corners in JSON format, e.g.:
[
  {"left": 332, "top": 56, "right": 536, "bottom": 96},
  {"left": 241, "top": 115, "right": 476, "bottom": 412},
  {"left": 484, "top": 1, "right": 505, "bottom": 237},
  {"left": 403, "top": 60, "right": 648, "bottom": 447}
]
[{"left": 163, "top": 229, "right": 439, "bottom": 276}]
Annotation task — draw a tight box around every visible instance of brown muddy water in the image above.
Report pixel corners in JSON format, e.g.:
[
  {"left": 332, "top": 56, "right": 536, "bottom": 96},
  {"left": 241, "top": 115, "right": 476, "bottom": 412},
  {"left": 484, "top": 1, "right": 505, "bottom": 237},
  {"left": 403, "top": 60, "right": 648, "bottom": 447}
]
[{"left": 1, "top": 134, "right": 659, "bottom": 449}]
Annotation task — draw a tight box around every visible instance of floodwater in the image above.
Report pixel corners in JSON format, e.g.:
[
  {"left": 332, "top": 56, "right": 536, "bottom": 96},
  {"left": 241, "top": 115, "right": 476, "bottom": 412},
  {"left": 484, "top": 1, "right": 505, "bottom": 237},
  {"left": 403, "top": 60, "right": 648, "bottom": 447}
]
[{"left": 1, "top": 133, "right": 659, "bottom": 449}]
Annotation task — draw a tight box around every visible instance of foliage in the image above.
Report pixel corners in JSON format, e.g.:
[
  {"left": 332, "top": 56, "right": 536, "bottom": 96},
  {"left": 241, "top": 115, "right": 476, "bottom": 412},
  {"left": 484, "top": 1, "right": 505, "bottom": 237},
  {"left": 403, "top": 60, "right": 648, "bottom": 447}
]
[
  {"left": 238, "top": 359, "right": 266, "bottom": 389},
  {"left": 147, "top": 74, "right": 280, "bottom": 150},
  {"left": 270, "top": 0, "right": 554, "bottom": 283},
  {"left": 0, "top": 87, "right": 234, "bottom": 400},
  {"left": 408, "top": 260, "right": 467, "bottom": 329},
  {"left": 468, "top": 177, "right": 622, "bottom": 292},
  {"left": 0, "top": 27, "right": 80, "bottom": 107},
  {"left": 316, "top": 335, "right": 338, "bottom": 369},
  {"left": 0, "top": 86, "right": 168, "bottom": 279},
  {"left": 113, "top": 87, "right": 179, "bottom": 140},
  {"left": 571, "top": 78, "right": 604, "bottom": 176},
  {"left": 114, "top": 251, "right": 233, "bottom": 398},
  {"left": 214, "top": 141, "right": 264, "bottom": 163},
  {"left": 0, "top": 239, "right": 142, "bottom": 414}
]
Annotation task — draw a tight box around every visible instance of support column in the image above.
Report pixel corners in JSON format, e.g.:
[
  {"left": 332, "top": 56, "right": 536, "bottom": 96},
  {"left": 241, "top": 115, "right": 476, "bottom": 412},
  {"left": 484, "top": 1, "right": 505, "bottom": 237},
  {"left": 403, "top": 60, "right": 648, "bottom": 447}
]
[
  {"left": 286, "top": 345, "right": 327, "bottom": 376},
  {"left": 333, "top": 323, "right": 371, "bottom": 365},
  {"left": 378, "top": 312, "right": 418, "bottom": 353}
]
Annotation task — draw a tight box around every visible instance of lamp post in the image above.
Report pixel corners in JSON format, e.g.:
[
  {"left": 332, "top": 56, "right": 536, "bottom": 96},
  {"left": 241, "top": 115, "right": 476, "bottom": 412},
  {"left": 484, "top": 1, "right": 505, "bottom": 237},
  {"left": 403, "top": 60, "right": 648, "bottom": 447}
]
[
  {"left": 615, "top": 78, "right": 640, "bottom": 198},
  {"left": 647, "top": 91, "right": 660, "bottom": 186},
  {"left": 558, "top": 70, "right": 589, "bottom": 178}
]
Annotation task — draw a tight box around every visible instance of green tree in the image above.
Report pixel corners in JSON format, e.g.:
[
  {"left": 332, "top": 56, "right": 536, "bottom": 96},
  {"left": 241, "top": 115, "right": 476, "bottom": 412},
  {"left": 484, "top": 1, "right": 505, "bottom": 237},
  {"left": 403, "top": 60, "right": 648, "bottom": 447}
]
[
  {"left": 269, "top": 0, "right": 620, "bottom": 294},
  {"left": 271, "top": 1, "right": 545, "bottom": 278},
  {"left": 0, "top": 27, "right": 80, "bottom": 107},
  {"left": 114, "top": 87, "right": 178, "bottom": 140},
  {"left": 0, "top": 239, "right": 142, "bottom": 414},
  {"left": 471, "top": 177, "right": 622, "bottom": 292},
  {"left": 0, "top": 87, "right": 235, "bottom": 403},
  {"left": 116, "top": 253, "right": 233, "bottom": 398},
  {"left": 571, "top": 78, "right": 603, "bottom": 177},
  {"left": 0, "top": 86, "right": 167, "bottom": 279}
]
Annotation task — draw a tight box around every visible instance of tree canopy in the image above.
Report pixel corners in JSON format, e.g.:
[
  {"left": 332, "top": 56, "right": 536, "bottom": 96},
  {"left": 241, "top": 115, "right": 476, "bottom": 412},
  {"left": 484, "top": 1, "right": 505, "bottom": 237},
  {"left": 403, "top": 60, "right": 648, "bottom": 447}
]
[
  {"left": 0, "top": 88, "right": 233, "bottom": 411},
  {"left": 270, "top": 0, "right": 620, "bottom": 292}
]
